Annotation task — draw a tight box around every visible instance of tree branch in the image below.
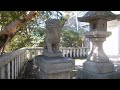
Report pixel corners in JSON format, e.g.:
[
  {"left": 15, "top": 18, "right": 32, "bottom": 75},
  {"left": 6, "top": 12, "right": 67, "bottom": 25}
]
[{"left": 0, "top": 11, "right": 37, "bottom": 54}]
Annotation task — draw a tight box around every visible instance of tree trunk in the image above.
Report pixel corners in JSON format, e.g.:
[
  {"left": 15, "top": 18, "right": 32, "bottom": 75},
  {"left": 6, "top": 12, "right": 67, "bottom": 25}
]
[{"left": 0, "top": 11, "right": 37, "bottom": 54}]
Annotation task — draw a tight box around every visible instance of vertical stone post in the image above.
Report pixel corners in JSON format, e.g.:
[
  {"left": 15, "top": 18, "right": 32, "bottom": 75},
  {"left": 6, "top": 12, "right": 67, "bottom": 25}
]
[{"left": 77, "top": 11, "right": 120, "bottom": 79}]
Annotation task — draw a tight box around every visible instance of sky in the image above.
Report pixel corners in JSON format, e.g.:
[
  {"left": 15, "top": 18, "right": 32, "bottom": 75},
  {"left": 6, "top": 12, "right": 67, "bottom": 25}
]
[
  {"left": 61, "top": 11, "right": 120, "bottom": 18},
  {"left": 112, "top": 11, "right": 120, "bottom": 14}
]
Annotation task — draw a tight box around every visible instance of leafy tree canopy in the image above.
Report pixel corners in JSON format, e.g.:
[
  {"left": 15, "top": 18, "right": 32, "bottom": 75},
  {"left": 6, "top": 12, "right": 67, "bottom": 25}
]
[{"left": 0, "top": 11, "right": 86, "bottom": 52}]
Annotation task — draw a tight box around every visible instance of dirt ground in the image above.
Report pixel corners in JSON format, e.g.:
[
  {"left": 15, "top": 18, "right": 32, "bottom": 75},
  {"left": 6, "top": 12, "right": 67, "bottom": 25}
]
[{"left": 21, "top": 60, "right": 37, "bottom": 79}]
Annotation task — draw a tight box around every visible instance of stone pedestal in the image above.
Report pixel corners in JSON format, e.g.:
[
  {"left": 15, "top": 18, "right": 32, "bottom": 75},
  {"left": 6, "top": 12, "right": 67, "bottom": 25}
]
[
  {"left": 35, "top": 55, "right": 75, "bottom": 79},
  {"left": 78, "top": 63, "right": 120, "bottom": 79},
  {"left": 77, "top": 31, "right": 120, "bottom": 79},
  {"left": 83, "top": 61, "right": 114, "bottom": 73},
  {"left": 77, "top": 31, "right": 117, "bottom": 79},
  {"left": 78, "top": 61, "right": 118, "bottom": 79}
]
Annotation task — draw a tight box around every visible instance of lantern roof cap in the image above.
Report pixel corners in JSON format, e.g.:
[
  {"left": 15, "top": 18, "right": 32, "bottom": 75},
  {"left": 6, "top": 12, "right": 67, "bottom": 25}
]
[{"left": 78, "top": 11, "right": 120, "bottom": 22}]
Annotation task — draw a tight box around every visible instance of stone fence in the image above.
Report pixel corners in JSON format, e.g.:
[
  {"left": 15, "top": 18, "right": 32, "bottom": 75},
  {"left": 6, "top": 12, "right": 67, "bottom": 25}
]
[
  {"left": 0, "top": 47, "right": 89, "bottom": 79},
  {"left": 26, "top": 47, "right": 89, "bottom": 60},
  {"left": 0, "top": 48, "right": 27, "bottom": 79}
]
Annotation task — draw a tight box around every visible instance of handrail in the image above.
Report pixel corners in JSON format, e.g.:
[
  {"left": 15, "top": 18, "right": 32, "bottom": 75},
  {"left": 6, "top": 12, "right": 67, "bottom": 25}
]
[
  {"left": 0, "top": 48, "right": 25, "bottom": 68},
  {"left": 0, "top": 48, "right": 27, "bottom": 79},
  {"left": 0, "top": 47, "right": 89, "bottom": 79}
]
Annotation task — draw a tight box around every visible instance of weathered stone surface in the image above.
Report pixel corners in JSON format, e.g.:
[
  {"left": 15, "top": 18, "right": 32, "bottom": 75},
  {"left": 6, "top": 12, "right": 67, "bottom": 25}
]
[
  {"left": 35, "top": 55, "right": 75, "bottom": 79},
  {"left": 86, "top": 36, "right": 110, "bottom": 63},
  {"left": 78, "top": 11, "right": 115, "bottom": 63},
  {"left": 43, "top": 19, "right": 62, "bottom": 57},
  {"left": 78, "top": 11, "right": 120, "bottom": 22},
  {"left": 40, "top": 70, "right": 70, "bottom": 79},
  {"left": 83, "top": 61, "right": 114, "bottom": 73},
  {"left": 85, "top": 31, "right": 111, "bottom": 38},
  {"left": 78, "top": 68, "right": 120, "bottom": 79},
  {"left": 34, "top": 19, "right": 75, "bottom": 79},
  {"left": 77, "top": 68, "right": 84, "bottom": 79},
  {"left": 77, "top": 11, "right": 119, "bottom": 79}
]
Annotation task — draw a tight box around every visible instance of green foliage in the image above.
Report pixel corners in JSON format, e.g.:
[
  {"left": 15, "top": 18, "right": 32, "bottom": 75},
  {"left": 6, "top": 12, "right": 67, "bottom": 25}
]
[
  {"left": 5, "top": 27, "right": 46, "bottom": 52},
  {"left": 4, "top": 11, "right": 52, "bottom": 52},
  {"left": 0, "top": 11, "right": 26, "bottom": 29},
  {"left": 5, "top": 33, "right": 31, "bottom": 51},
  {"left": 29, "top": 27, "right": 45, "bottom": 47},
  {"left": 0, "top": 11, "right": 39, "bottom": 52},
  {"left": 40, "top": 11, "right": 63, "bottom": 19},
  {"left": 61, "top": 29, "right": 84, "bottom": 47},
  {"left": 1, "top": 11, "right": 85, "bottom": 52}
]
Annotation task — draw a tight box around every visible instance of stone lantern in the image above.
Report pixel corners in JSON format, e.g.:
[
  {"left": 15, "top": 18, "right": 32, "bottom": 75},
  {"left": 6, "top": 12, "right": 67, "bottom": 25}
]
[{"left": 77, "top": 11, "right": 120, "bottom": 79}]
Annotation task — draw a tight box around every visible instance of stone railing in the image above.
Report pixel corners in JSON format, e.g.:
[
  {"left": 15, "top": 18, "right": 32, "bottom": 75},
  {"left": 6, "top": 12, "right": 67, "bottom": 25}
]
[
  {"left": 25, "top": 47, "right": 89, "bottom": 60},
  {"left": 60, "top": 47, "right": 89, "bottom": 58},
  {"left": 0, "top": 48, "right": 27, "bottom": 79},
  {"left": 0, "top": 47, "right": 89, "bottom": 79}
]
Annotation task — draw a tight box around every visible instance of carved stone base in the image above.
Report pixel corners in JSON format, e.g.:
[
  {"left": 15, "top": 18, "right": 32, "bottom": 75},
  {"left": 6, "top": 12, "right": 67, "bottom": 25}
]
[
  {"left": 39, "top": 70, "right": 70, "bottom": 79},
  {"left": 43, "top": 51, "right": 62, "bottom": 57},
  {"left": 35, "top": 55, "right": 75, "bottom": 79},
  {"left": 78, "top": 61, "right": 119, "bottom": 79},
  {"left": 83, "top": 61, "right": 114, "bottom": 73},
  {"left": 78, "top": 69, "right": 117, "bottom": 79}
]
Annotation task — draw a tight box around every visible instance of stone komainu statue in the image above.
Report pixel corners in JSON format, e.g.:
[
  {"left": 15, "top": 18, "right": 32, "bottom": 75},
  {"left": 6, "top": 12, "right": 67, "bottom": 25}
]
[{"left": 43, "top": 19, "right": 62, "bottom": 57}]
